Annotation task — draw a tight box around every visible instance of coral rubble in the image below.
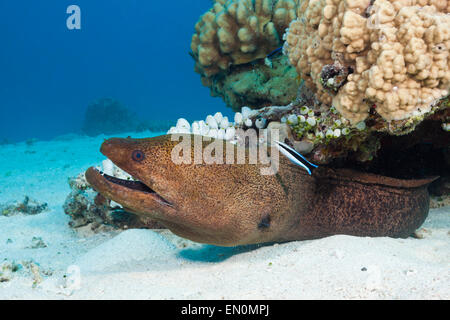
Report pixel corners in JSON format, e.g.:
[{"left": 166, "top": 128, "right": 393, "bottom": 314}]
[
  {"left": 0, "top": 261, "right": 20, "bottom": 283},
  {"left": 0, "top": 196, "right": 48, "bottom": 217}
]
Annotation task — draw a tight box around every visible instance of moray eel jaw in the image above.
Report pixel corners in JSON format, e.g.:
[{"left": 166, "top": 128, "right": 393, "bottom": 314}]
[{"left": 85, "top": 167, "right": 175, "bottom": 214}]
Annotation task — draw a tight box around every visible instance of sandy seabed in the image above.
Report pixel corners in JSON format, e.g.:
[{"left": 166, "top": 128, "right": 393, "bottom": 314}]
[{"left": 0, "top": 131, "right": 448, "bottom": 300}]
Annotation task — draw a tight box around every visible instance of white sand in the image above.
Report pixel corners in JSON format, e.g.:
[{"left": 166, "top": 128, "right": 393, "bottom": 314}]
[{"left": 0, "top": 132, "right": 448, "bottom": 300}]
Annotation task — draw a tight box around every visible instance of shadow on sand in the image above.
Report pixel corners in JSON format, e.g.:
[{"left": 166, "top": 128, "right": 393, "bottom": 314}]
[{"left": 177, "top": 242, "right": 275, "bottom": 263}]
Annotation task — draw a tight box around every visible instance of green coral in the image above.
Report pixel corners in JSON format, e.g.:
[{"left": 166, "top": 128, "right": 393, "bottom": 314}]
[
  {"left": 206, "top": 55, "right": 299, "bottom": 112},
  {"left": 282, "top": 100, "right": 382, "bottom": 163},
  {"left": 288, "top": 105, "right": 354, "bottom": 145}
]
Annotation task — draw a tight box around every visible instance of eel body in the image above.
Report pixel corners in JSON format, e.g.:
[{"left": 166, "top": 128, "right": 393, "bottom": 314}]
[{"left": 85, "top": 134, "right": 434, "bottom": 246}]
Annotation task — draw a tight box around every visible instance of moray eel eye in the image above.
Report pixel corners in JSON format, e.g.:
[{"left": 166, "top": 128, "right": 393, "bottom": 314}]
[{"left": 131, "top": 150, "right": 145, "bottom": 162}]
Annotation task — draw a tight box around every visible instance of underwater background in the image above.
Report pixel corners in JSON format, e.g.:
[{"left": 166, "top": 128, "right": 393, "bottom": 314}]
[
  {"left": 0, "top": 0, "right": 448, "bottom": 300},
  {"left": 0, "top": 0, "right": 233, "bottom": 142}
]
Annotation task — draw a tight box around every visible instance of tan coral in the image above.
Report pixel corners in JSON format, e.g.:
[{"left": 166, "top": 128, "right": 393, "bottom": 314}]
[
  {"left": 191, "top": 0, "right": 300, "bottom": 77},
  {"left": 285, "top": 0, "right": 450, "bottom": 124}
]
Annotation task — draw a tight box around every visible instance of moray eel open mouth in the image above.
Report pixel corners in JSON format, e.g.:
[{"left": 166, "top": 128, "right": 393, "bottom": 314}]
[
  {"left": 86, "top": 167, "right": 174, "bottom": 208},
  {"left": 102, "top": 172, "right": 153, "bottom": 193},
  {"left": 85, "top": 136, "right": 180, "bottom": 210}
]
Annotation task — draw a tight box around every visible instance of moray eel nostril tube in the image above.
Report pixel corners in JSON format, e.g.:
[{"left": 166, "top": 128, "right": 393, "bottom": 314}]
[{"left": 85, "top": 134, "right": 437, "bottom": 246}]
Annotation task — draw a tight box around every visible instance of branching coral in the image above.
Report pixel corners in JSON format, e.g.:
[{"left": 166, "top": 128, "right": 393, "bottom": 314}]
[
  {"left": 285, "top": 0, "right": 450, "bottom": 124},
  {"left": 191, "top": 0, "right": 301, "bottom": 78}
]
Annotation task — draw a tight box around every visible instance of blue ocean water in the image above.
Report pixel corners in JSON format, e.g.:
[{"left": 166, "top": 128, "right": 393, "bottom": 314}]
[{"left": 0, "top": 1, "right": 233, "bottom": 142}]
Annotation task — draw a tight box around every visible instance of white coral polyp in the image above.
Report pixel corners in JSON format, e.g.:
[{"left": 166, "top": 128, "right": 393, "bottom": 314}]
[{"left": 167, "top": 106, "right": 263, "bottom": 141}]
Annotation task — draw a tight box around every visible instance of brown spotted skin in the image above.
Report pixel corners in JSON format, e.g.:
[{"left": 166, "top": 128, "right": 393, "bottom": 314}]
[
  {"left": 85, "top": 134, "right": 435, "bottom": 246},
  {"left": 290, "top": 168, "right": 432, "bottom": 240}
]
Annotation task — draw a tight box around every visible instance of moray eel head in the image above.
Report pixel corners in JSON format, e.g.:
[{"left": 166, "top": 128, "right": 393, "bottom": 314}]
[{"left": 85, "top": 135, "right": 293, "bottom": 246}]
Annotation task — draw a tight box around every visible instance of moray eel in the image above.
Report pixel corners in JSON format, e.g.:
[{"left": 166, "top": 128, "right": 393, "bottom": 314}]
[{"left": 85, "top": 134, "right": 435, "bottom": 246}]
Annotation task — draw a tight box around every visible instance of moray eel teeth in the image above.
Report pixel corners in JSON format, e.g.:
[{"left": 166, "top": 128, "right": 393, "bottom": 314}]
[
  {"left": 102, "top": 172, "right": 153, "bottom": 193},
  {"left": 101, "top": 169, "right": 173, "bottom": 207},
  {"left": 86, "top": 167, "right": 174, "bottom": 210}
]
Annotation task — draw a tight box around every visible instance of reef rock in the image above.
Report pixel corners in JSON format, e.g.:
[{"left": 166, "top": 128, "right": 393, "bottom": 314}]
[
  {"left": 0, "top": 261, "right": 20, "bottom": 283},
  {"left": 207, "top": 54, "right": 299, "bottom": 111},
  {"left": 82, "top": 98, "right": 149, "bottom": 136},
  {"left": 284, "top": 0, "right": 450, "bottom": 124},
  {"left": 0, "top": 196, "right": 48, "bottom": 217},
  {"left": 189, "top": 0, "right": 449, "bottom": 169}
]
